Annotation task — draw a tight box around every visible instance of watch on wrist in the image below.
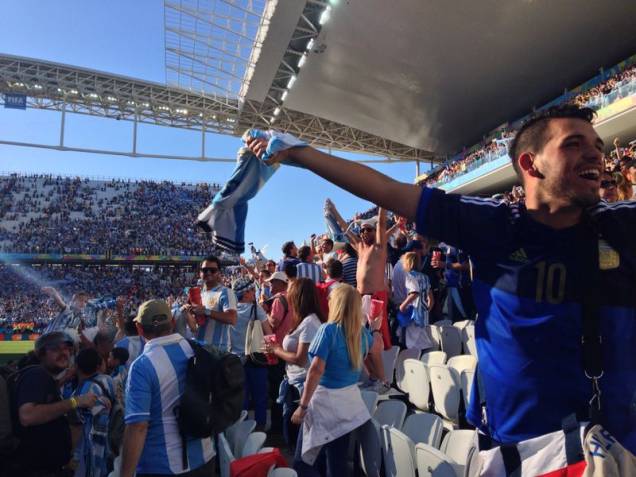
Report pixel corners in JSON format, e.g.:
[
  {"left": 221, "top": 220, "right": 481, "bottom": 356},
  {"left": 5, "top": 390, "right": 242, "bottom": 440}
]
[{"left": 300, "top": 404, "right": 308, "bottom": 410}]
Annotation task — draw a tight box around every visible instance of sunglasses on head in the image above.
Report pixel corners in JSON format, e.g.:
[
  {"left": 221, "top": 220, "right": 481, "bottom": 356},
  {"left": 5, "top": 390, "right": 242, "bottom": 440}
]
[
  {"left": 200, "top": 267, "right": 219, "bottom": 274},
  {"left": 600, "top": 180, "right": 617, "bottom": 188}
]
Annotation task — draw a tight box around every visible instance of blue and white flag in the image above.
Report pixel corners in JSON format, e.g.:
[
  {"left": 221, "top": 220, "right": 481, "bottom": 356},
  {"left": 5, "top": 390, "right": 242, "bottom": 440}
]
[{"left": 197, "top": 130, "right": 307, "bottom": 253}]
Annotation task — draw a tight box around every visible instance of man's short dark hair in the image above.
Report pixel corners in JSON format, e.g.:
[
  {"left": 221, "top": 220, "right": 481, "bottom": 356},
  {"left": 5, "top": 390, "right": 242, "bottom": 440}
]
[
  {"left": 508, "top": 105, "right": 596, "bottom": 181},
  {"left": 322, "top": 238, "right": 334, "bottom": 247},
  {"left": 76, "top": 348, "right": 102, "bottom": 375},
  {"left": 298, "top": 245, "right": 312, "bottom": 262},
  {"left": 283, "top": 261, "right": 297, "bottom": 279},
  {"left": 93, "top": 331, "right": 113, "bottom": 348},
  {"left": 326, "top": 259, "right": 343, "bottom": 279},
  {"left": 110, "top": 347, "right": 129, "bottom": 365},
  {"left": 282, "top": 241, "right": 295, "bottom": 257},
  {"left": 201, "top": 255, "right": 221, "bottom": 270},
  {"left": 141, "top": 320, "right": 173, "bottom": 338}
]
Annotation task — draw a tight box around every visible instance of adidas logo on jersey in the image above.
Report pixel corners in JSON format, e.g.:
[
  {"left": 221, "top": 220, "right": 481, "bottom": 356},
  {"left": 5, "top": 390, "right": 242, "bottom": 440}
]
[{"left": 508, "top": 248, "right": 529, "bottom": 263}]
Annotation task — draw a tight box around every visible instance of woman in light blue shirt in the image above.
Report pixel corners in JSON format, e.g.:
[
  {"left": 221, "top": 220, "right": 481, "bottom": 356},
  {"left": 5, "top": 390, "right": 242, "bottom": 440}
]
[{"left": 290, "top": 284, "right": 383, "bottom": 477}]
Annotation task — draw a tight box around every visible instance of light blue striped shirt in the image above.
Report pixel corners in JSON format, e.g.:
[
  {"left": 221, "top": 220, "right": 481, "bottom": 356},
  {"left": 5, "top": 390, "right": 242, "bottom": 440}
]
[
  {"left": 197, "top": 285, "right": 237, "bottom": 351},
  {"left": 114, "top": 335, "right": 145, "bottom": 369},
  {"left": 296, "top": 262, "right": 324, "bottom": 284},
  {"left": 125, "top": 333, "right": 215, "bottom": 474}
]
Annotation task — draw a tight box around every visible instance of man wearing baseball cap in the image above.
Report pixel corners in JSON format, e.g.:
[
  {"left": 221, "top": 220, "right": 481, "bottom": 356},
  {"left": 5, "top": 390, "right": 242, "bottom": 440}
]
[
  {"left": 121, "top": 300, "right": 215, "bottom": 477},
  {"left": 11, "top": 331, "right": 97, "bottom": 476},
  {"left": 231, "top": 277, "right": 272, "bottom": 431}
]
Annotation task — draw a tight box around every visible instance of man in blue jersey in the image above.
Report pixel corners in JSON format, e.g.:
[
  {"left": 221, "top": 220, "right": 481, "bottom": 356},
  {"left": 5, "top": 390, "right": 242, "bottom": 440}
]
[
  {"left": 120, "top": 299, "right": 215, "bottom": 477},
  {"left": 246, "top": 105, "right": 636, "bottom": 454},
  {"left": 186, "top": 255, "right": 237, "bottom": 351}
]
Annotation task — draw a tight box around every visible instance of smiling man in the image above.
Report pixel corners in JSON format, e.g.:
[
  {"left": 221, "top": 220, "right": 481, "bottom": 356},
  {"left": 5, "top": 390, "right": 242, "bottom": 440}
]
[
  {"left": 246, "top": 105, "right": 636, "bottom": 457},
  {"left": 187, "top": 255, "right": 237, "bottom": 351}
]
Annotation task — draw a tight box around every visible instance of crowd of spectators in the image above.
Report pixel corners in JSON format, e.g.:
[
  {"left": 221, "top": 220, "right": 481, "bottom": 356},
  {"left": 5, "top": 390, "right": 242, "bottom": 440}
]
[
  {"left": 0, "top": 264, "right": 197, "bottom": 336},
  {"left": 423, "top": 61, "right": 636, "bottom": 188},
  {"left": 0, "top": 174, "right": 222, "bottom": 256}
]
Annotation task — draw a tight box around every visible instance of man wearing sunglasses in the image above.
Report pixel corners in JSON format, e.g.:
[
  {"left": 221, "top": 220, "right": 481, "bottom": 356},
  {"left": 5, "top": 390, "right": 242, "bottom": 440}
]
[
  {"left": 599, "top": 171, "right": 618, "bottom": 203},
  {"left": 186, "top": 255, "right": 237, "bottom": 351}
]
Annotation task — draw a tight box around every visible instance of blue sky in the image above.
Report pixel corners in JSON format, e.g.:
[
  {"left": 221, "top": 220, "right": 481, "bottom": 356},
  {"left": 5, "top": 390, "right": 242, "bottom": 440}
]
[{"left": 0, "top": 0, "right": 424, "bottom": 259}]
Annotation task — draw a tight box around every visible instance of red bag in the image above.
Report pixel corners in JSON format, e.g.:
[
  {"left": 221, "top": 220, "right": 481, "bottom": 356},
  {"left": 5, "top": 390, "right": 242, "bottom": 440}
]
[{"left": 230, "top": 448, "right": 288, "bottom": 477}]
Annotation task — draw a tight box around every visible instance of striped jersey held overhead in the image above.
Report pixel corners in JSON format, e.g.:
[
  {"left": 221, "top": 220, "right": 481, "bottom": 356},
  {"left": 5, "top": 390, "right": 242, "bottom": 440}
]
[{"left": 125, "top": 333, "right": 215, "bottom": 475}]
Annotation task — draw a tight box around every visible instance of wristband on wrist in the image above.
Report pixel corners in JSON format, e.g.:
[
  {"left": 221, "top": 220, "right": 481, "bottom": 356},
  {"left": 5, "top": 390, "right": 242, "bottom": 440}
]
[
  {"left": 69, "top": 397, "right": 78, "bottom": 409},
  {"left": 299, "top": 404, "right": 308, "bottom": 410},
  {"left": 372, "top": 329, "right": 382, "bottom": 335}
]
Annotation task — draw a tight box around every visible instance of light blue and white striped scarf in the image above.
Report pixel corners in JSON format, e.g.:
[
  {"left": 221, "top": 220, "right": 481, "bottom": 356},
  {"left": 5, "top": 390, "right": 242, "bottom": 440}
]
[{"left": 197, "top": 130, "right": 306, "bottom": 253}]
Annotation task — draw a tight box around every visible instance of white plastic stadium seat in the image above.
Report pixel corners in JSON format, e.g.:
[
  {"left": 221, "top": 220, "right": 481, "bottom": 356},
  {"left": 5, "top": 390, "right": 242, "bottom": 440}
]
[
  {"left": 439, "top": 326, "right": 463, "bottom": 358},
  {"left": 429, "top": 364, "right": 461, "bottom": 424},
  {"left": 415, "top": 442, "right": 462, "bottom": 477},
  {"left": 460, "top": 369, "right": 475, "bottom": 409},
  {"left": 453, "top": 320, "right": 473, "bottom": 330},
  {"left": 388, "top": 427, "right": 417, "bottom": 477},
  {"left": 395, "top": 347, "right": 422, "bottom": 392},
  {"left": 357, "top": 418, "right": 382, "bottom": 477},
  {"left": 426, "top": 325, "right": 442, "bottom": 350},
  {"left": 373, "top": 400, "right": 407, "bottom": 429},
  {"left": 403, "top": 359, "right": 430, "bottom": 411},
  {"left": 268, "top": 468, "right": 298, "bottom": 477},
  {"left": 228, "top": 419, "right": 256, "bottom": 457},
  {"left": 218, "top": 433, "right": 235, "bottom": 477},
  {"left": 446, "top": 355, "right": 477, "bottom": 376},
  {"left": 224, "top": 410, "right": 248, "bottom": 444},
  {"left": 440, "top": 429, "right": 477, "bottom": 472},
  {"left": 382, "top": 345, "right": 400, "bottom": 386},
  {"left": 421, "top": 350, "right": 447, "bottom": 366},
  {"left": 462, "top": 325, "right": 477, "bottom": 356},
  {"left": 361, "top": 389, "right": 379, "bottom": 414},
  {"left": 241, "top": 431, "right": 267, "bottom": 457},
  {"left": 402, "top": 412, "right": 444, "bottom": 449}
]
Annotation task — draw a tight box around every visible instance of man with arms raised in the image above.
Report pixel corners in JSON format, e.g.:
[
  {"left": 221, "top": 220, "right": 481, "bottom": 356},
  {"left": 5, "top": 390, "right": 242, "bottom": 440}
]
[{"left": 247, "top": 105, "right": 636, "bottom": 458}]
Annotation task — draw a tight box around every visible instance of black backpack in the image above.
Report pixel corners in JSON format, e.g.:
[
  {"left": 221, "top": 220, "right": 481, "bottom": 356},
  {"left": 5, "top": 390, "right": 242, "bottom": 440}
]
[{"left": 175, "top": 341, "right": 244, "bottom": 468}]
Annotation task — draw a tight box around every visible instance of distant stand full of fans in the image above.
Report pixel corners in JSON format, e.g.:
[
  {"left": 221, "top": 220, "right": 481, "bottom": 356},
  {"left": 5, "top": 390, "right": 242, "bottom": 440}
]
[{"left": 0, "top": 174, "right": 223, "bottom": 256}]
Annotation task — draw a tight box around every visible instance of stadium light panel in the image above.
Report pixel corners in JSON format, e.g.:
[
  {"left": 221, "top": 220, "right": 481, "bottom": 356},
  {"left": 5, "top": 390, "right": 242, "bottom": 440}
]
[
  {"left": 306, "top": 39, "right": 315, "bottom": 51},
  {"left": 298, "top": 54, "right": 307, "bottom": 69},
  {"left": 287, "top": 75, "right": 297, "bottom": 89},
  {"left": 273, "top": 107, "right": 281, "bottom": 116},
  {"left": 281, "top": 90, "right": 288, "bottom": 101},
  {"left": 319, "top": 6, "right": 331, "bottom": 25}
]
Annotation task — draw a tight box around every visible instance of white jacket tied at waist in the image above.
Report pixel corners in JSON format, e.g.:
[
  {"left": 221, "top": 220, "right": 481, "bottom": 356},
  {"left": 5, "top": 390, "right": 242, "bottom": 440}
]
[{"left": 301, "top": 383, "right": 371, "bottom": 465}]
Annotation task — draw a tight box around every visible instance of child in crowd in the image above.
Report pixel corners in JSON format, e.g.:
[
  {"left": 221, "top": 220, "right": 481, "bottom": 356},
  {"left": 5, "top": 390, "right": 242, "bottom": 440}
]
[
  {"left": 108, "top": 347, "right": 129, "bottom": 405},
  {"left": 73, "top": 348, "right": 114, "bottom": 477}
]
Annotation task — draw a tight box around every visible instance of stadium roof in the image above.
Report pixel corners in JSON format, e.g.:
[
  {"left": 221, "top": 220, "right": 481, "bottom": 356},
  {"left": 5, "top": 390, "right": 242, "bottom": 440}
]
[
  {"left": 2, "top": 1, "right": 636, "bottom": 164},
  {"left": 163, "top": 0, "right": 636, "bottom": 156}
]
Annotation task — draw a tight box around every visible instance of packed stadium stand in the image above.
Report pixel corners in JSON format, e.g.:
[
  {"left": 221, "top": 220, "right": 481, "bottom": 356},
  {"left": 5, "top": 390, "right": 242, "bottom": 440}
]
[{"left": 421, "top": 58, "right": 636, "bottom": 195}]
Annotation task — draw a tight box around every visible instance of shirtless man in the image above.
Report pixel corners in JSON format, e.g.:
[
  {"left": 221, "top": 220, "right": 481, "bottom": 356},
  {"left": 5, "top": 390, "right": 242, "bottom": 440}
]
[{"left": 327, "top": 202, "right": 394, "bottom": 350}]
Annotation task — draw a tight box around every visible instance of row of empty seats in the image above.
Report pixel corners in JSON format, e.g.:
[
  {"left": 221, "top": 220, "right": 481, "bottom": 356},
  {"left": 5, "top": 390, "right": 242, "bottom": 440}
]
[{"left": 355, "top": 399, "right": 476, "bottom": 477}]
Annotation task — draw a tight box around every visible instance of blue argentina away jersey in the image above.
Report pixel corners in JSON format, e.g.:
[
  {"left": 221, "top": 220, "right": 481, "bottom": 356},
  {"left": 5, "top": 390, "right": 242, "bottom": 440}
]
[{"left": 416, "top": 188, "right": 636, "bottom": 452}]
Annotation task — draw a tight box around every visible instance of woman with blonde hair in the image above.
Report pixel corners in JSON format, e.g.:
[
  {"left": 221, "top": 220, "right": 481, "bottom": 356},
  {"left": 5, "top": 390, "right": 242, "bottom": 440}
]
[
  {"left": 291, "top": 284, "right": 383, "bottom": 477},
  {"left": 265, "top": 277, "right": 325, "bottom": 448}
]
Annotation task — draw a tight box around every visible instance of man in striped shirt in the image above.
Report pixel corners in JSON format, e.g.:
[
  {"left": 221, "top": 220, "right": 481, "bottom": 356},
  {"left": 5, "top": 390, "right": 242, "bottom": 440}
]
[
  {"left": 186, "top": 255, "right": 237, "bottom": 351},
  {"left": 121, "top": 299, "right": 215, "bottom": 477},
  {"left": 295, "top": 245, "right": 324, "bottom": 283}
]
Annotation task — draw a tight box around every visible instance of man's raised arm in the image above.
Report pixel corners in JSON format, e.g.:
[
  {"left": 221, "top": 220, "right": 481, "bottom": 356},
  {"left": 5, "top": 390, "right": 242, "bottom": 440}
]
[{"left": 247, "top": 139, "right": 422, "bottom": 222}]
